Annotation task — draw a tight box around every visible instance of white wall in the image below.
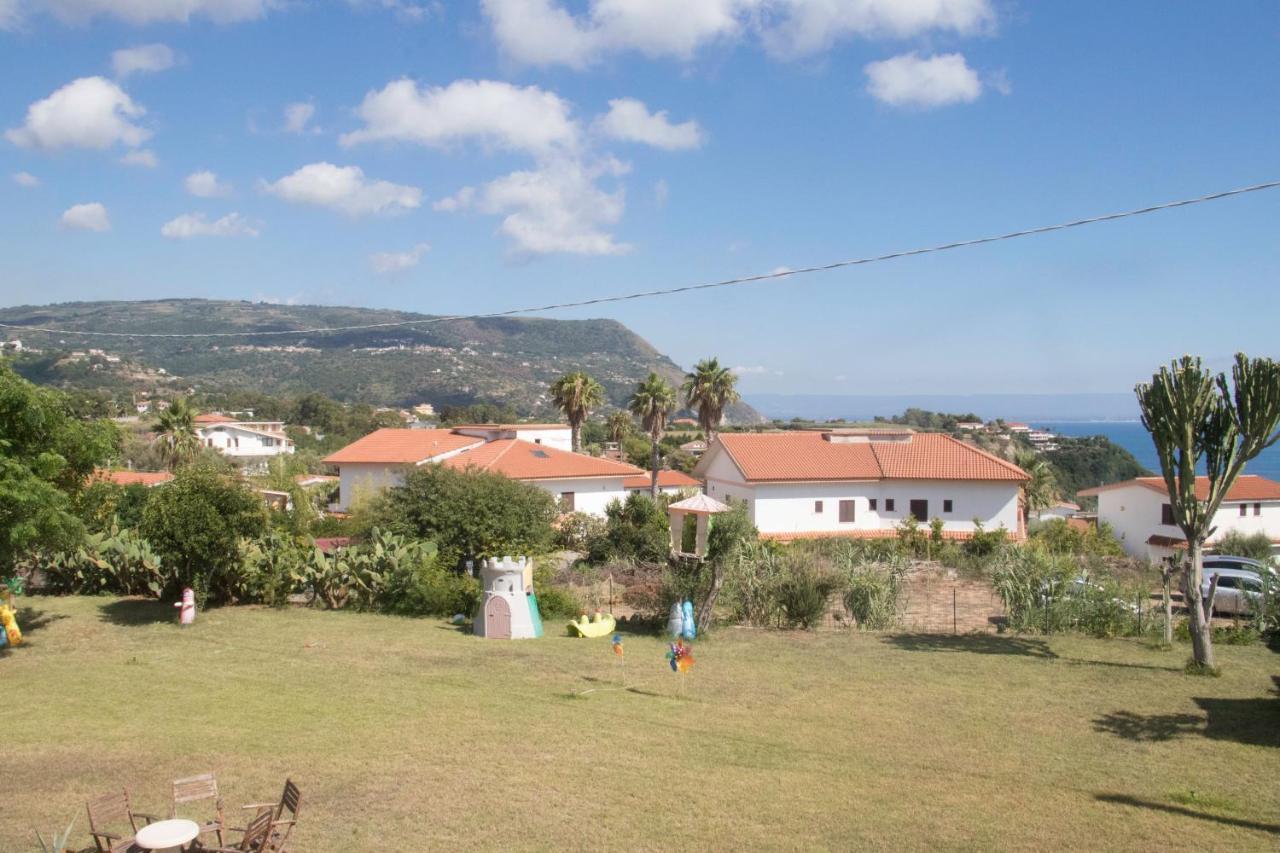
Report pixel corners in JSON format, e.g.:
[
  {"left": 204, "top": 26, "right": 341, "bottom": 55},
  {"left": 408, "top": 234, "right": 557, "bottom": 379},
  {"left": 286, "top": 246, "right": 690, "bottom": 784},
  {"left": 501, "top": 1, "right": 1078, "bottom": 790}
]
[
  {"left": 1098, "top": 485, "right": 1280, "bottom": 560},
  {"left": 335, "top": 463, "right": 408, "bottom": 511},
  {"left": 701, "top": 449, "right": 759, "bottom": 521},
  {"left": 527, "top": 477, "right": 628, "bottom": 517},
  {"left": 198, "top": 425, "right": 294, "bottom": 459},
  {"left": 515, "top": 428, "right": 572, "bottom": 452}
]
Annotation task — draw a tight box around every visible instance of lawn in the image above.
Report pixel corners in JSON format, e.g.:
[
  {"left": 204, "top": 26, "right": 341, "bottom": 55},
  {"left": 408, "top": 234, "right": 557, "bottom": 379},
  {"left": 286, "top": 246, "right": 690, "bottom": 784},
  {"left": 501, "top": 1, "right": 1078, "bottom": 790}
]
[{"left": 4, "top": 596, "right": 1279, "bottom": 851}]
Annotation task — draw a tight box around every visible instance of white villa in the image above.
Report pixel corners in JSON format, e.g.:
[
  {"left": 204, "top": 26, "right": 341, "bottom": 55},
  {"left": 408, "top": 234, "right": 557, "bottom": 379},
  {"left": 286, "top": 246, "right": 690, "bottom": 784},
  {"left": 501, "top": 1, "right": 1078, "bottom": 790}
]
[
  {"left": 1079, "top": 475, "right": 1280, "bottom": 561},
  {"left": 323, "top": 426, "right": 645, "bottom": 515},
  {"left": 692, "top": 428, "right": 1029, "bottom": 541},
  {"left": 195, "top": 413, "right": 295, "bottom": 469},
  {"left": 624, "top": 469, "right": 702, "bottom": 497}
]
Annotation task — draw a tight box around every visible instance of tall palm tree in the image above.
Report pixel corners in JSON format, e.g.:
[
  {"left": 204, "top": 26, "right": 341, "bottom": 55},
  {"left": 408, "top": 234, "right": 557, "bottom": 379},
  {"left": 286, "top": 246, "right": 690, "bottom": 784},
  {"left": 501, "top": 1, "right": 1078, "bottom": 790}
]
[
  {"left": 549, "top": 371, "right": 604, "bottom": 453},
  {"left": 628, "top": 372, "right": 678, "bottom": 499},
  {"left": 151, "top": 397, "right": 201, "bottom": 471},
  {"left": 682, "top": 357, "right": 740, "bottom": 445},
  {"left": 605, "top": 411, "right": 632, "bottom": 445},
  {"left": 1015, "top": 451, "right": 1058, "bottom": 522}
]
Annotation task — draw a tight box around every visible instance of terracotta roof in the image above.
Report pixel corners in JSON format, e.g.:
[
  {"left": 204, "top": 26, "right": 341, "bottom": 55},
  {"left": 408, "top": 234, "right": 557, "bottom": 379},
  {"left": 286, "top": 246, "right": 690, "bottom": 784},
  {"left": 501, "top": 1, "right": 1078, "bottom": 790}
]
[
  {"left": 314, "top": 537, "right": 352, "bottom": 554},
  {"left": 194, "top": 413, "right": 236, "bottom": 424},
  {"left": 1078, "top": 475, "right": 1280, "bottom": 502},
  {"left": 322, "top": 429, "right": 483, "bottom": 464},
  {"left": 443, "top": 439, "right": 644, "bottom": 481},
  {"left": 623, "top": 470, "right": 701, "bottom": 490},
  {"left": 451, "top": 423, "right": 567, "bottom": 431},
  {"left": 1146, "top": 534, "right": 1186, "bottom": 549},
  {"left": 761, "top": 527, "right": 1021, "bottom": 543},
  {"left": 295, "top": 474, "right": 338, "bottom": 485},
  {"left": 709, "top": 432, "right": 1029, "bottom": 483},
  {"left": 94, "top": 469, "right": 174, "bottom": 487}
]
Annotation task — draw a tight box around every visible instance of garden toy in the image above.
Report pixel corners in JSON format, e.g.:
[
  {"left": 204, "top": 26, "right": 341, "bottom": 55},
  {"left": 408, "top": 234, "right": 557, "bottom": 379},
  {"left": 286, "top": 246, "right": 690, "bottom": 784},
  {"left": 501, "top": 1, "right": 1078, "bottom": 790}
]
[
  {"left": 666, "top": 600, "right": 697, "bottom": 639},
  {"left": 474, "top": 556, "right": 543, "bottom": 639},
  {"left": 0, "top": 603, "right": 21, "bottom": 647},
  {"left": 666, "top": 639, "right": 694, "bottom": 673},
  {"left": 567, "top": 610, "right": 616, "bottom": 638},
  {"left": 175, "top": 588, "right": 196, "bottom": 626},
  {"left": 611, "top": 633, "right": 624, "bottom": 657}
]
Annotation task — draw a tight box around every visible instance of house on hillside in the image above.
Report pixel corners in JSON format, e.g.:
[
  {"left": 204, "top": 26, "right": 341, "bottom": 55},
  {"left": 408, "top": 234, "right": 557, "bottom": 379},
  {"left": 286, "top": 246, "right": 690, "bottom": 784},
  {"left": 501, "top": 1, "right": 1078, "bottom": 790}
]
[
  {"left": 624, "top": 469, "right": 701, "bottom": 497},
  {"left": 692, "top": 428, "right": 1029, "bottom": 541},
  {"left": 451, "top": 423, "right": 573, "bottom": 452},
  {"left": 679, "top": 439, "right": 708, "bottom": 457},
  {"left": 323, "top": 427, "right": 644, "bottom": 515},
  {"left": 94, "top": 469, "right": 174, "bottom": 488},
  {"left": 195, "top": 413, "right": 294, "bottom": 470},
  {"left": 1079, "top": 475, "right": 1280, "bottom": 561},
  {"left": 1030, "top": 501, "right": 1080, "bottom": 523}
]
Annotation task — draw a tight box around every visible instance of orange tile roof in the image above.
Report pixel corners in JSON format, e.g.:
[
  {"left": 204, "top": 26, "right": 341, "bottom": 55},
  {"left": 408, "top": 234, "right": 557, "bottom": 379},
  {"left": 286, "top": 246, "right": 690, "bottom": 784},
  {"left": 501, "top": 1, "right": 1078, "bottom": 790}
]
[
  {"left": 712, "top": 432, "right": 1028, "bottom": 483},
  {"left": 194, "top": 413, "right": 236, "bottom": 424},
  {"left": 451, "top": 423, "right": 567, "bottom": 431},
  {"left": 322, "top": 429, "right": 483, "bottom": 464},
  {"left": 443, "top": 439, "right": 644, "bottom": 481},
  {"left": 94, "top": 469, "right": 174, "bottom": 487},
  {"left": 1078, "top": 475, "right": 1280, "bottom": 502},
  {"left": 623, "top": 470, "right": 701, "bottom": 489}
]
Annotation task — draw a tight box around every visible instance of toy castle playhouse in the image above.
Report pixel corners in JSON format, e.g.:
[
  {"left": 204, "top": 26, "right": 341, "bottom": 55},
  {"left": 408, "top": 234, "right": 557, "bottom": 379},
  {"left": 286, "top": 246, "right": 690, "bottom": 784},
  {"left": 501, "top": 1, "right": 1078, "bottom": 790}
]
[{"left": 474, "top": 556, "right": 544, "bottom": 640}]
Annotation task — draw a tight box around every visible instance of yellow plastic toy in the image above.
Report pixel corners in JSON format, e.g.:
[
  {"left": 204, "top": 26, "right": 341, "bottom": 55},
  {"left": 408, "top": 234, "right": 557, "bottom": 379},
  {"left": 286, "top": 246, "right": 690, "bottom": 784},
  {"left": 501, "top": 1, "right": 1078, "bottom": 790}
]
[
  {"left": 567, "top": 610, "right": 617, "bottom": 638},
  {"left": 0, "top": 603, "right": 22, "bottom": 647}
]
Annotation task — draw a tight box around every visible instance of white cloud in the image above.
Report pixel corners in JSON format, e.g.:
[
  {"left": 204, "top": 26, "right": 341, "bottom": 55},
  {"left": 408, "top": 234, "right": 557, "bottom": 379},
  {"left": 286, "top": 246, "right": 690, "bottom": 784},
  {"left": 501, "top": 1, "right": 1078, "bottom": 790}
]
[
  {"left": 263, "top": 162, "right": 422, "bottom": 217},
  {"left": 61, "top": 202, "right": 110, "bottom": 231},
  {"left": 439, "top": 157, "right": 631, "bottom": 256},
  {"left": 864, "top": 52, "right": 983, "bottom": 108},
  {"left": 340, "top": 78, "right": 580, "bottom": 155},
  {"left": 595, "top": 98, "right": 704, "bottom": 150},
  {"left": 37, "top": 0, "right": 271, "bottom": 26},
  {"left": 111, "top": 43, "right": 174, "bottom": 78},
  {"left": 432, "top": 185, "right": 474, "bottom": 212},
  {"left": 185, "top": 170, "right": 232, "bottom": 197},
  {"left": 347, "top": 0, "right": 439, "bottom": 22},
  {"left": 161, "top": 211, "right": 259, "bottom": 239},
  {"left": 12, "top": 171, "right": 39, "bottom": 187},
  {"left": 282, "top": 101, "right": 317, "bottom": 134},
  {"left": 483, "top": 0, "right": 995, "bottom": 66},
  {"left": 653, "top": 178, "right": 668, "bottom": 207},
  {"left": 6, "top": 76, "right": 149, "bottom": 151},
  {"left": 120, "top": 148, "right": 157, "bottom": 167},
  {"left": 370, "top": 242, "right": 430, "bottom": 274},
  {"left": 0, "top": 0, "right": 21, "bottom": 29}
]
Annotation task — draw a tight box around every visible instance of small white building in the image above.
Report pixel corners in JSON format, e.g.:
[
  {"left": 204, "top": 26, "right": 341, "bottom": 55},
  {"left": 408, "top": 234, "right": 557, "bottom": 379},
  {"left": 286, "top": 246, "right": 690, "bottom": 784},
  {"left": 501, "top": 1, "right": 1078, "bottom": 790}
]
[
  {"left": 693, "top": 428, "right": 1028, "bottom": 542},
  {"left": 323, "top": 426, "right": 645, "bottom": 516},
  {"left": 451, "top": 423, "right": 573, "bottom": 452},
  {"left": 195, "top": 414, "right": 295, "bottom": 469},
  {"left": 1030, "top": 501, "right": 1081, "bottom": 523},
  {"left": 1079, "top": 475, "right": 1280, "bottom": 561}
]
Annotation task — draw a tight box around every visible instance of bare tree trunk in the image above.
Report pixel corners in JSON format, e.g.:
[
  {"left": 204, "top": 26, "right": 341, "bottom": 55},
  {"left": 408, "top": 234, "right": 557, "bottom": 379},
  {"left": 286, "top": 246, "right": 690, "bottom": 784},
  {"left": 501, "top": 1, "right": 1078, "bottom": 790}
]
[
  {"left": 650, "top": 434, "right": 660, "bottom": 500},
  {"left": 1161, "top": 564, "right": 1173, "bottom": 646},
  {"left": 698, "top": 563, "right": 723, "bottom": 634},
  {"left": 1183, "top": 540, "right": 1217, "bottom": 670}
]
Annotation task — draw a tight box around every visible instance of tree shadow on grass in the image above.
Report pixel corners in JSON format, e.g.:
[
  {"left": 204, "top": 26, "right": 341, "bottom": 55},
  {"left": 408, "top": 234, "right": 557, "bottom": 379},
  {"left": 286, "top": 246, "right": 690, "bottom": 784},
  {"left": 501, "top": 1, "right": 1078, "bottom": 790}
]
[
  {"left": 1095, "top": 681, "right": 1280, "bottom": 748},
  {"left": 1061, "top": 657, "right": 1181, "bottom": 673},
  {"left": 1093, "top": 711, "right": 1203, "bottom": 742},
  {"left": 881, "top": 633, "right": 1058, "bottom": 659},
  {"left": 98, "top": 598, "right": 172, "bottom": 626},
  {"left": 1095, "top": 794, "right": 1280, "bottom": 835},
  {"left": 0, "top": 607, "right": 66, "bottom": 655}
]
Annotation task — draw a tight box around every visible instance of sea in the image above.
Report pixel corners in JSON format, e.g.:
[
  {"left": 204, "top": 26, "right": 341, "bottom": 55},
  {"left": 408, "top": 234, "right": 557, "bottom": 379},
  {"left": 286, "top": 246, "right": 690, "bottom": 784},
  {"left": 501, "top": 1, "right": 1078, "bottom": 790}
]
[{"left": 1035, "top": 421, "right": 1280, "bottom": 482}]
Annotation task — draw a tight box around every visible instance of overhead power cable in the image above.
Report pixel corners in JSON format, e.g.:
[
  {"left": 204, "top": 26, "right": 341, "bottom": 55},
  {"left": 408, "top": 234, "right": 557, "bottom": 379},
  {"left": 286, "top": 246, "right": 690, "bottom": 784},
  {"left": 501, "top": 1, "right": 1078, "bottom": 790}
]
[{"left": 2, "top": 179, "right": 1277, "bottom": 340}]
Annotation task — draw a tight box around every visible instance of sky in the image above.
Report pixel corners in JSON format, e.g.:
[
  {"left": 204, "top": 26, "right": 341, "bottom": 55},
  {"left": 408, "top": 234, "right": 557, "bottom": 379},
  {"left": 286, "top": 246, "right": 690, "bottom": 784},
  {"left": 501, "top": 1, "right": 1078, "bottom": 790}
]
[{"left": 1, "top": 1, "right": 1278, "bottom": 396}]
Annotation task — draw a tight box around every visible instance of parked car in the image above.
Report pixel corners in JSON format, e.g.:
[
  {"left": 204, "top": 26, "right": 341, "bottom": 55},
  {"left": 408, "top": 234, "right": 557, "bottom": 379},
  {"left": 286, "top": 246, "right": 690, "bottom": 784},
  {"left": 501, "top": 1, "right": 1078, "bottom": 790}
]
[
  {"left": 1203, "top": 555, "right": 1276, "bottom": 578},
  {"left": 1201, "top": 568, "right": 1265, "bottom": 616}
]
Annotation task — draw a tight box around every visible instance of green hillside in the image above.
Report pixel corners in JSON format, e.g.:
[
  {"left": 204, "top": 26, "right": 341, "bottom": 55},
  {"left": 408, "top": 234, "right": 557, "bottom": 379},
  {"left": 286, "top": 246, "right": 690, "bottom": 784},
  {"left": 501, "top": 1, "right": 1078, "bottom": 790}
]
[{"left": 0, "top": 299, "right": 764, "bottom": 422}]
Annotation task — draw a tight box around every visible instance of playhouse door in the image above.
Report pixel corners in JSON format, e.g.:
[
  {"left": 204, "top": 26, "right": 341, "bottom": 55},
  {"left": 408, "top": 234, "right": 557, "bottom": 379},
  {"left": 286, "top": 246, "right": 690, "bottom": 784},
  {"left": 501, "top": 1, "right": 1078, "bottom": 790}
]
[{"left": 486, "top": 596, "right": 511, "bottom": 639}]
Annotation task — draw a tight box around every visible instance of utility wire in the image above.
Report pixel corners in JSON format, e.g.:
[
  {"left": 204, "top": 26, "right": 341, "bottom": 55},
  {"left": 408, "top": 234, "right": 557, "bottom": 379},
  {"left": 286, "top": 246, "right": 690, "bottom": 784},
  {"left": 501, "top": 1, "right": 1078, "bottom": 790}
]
[{"left": 3, "top": 179, "right": 1277, "bottom": 340}]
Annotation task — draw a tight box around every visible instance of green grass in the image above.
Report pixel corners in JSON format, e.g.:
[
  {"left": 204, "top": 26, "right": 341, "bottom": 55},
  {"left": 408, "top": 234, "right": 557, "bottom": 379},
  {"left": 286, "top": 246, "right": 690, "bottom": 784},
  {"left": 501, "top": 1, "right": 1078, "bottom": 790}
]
[{"left": 5, "top": 596, "right": 1279, "bottom": 851}]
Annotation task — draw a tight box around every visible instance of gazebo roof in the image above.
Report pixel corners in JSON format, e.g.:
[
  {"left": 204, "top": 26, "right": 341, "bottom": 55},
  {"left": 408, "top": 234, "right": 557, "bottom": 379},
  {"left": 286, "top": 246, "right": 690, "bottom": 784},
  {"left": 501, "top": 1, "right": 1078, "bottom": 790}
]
[{"left": 668, "top": 494, "right": 731, "bottom": 515}]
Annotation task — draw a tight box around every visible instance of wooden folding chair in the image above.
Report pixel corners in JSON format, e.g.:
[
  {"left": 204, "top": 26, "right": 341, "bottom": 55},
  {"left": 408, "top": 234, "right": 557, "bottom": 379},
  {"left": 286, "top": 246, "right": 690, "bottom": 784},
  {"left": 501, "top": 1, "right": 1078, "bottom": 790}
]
[
  {"left": 240, "top": 779, "right": 301, "bottom": 852},
  {"left": 172, "top": 772, "right": 225, "bottom": 848},
  {"left": 86, "top": 789, "right": 160, "bottom": 853},
  {"left": 200, "top": 808, "right": 272, "bottom": 852}
]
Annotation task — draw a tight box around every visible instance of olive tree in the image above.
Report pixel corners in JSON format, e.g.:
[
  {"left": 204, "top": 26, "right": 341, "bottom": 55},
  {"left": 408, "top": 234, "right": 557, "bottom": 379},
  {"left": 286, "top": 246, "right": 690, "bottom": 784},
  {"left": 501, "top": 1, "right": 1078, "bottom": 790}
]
[{"left": 1135, "top": 354, "right": 1280, "bottom": 671}]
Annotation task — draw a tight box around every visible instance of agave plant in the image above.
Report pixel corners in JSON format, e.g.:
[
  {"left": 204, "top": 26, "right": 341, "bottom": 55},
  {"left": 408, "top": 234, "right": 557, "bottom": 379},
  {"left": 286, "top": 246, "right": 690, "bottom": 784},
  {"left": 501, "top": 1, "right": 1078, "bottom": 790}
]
[{"left": 35, "top": 815, "right": 77, "bottom": 853}]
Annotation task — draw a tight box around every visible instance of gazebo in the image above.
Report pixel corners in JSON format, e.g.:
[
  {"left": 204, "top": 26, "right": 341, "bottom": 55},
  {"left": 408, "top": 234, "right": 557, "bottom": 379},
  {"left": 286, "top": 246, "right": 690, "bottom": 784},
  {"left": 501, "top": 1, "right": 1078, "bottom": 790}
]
[{"left": 667, "top": 493, "right": 731, "bottom": 558}]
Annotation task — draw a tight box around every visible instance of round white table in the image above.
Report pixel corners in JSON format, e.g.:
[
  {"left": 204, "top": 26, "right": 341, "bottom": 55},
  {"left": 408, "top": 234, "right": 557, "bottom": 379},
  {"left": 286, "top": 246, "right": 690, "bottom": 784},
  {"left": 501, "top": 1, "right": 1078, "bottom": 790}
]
[{"left": 134, "top": 818, "right": 200, "bottom": 851}]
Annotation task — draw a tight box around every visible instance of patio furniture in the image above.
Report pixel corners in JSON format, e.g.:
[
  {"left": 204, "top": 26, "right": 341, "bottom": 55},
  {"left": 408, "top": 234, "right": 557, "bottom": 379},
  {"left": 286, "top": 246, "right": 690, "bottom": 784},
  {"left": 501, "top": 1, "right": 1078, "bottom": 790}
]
[
  {"left": 172, "top": 772, "right": 225, "bottom": 847},
  {"left": 134, "top": 818, "right": 200, "bottom": 851},
  {"left": 86, "top": 789, "right": 161, "bottom": 853},
  {"left": 240, "top": 779, "right": 301, "bottom": 852},
  {"left": 199, "top": 809, "right": 273, "bottom": 852}
]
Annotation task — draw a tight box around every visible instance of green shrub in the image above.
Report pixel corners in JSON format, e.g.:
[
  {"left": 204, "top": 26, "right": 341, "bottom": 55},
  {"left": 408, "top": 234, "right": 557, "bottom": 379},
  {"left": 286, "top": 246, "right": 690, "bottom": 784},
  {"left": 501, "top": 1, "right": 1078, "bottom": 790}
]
[
  {"left": 777, "top": 567, "right": 837, "bottom": 629},
  {"left": 554, "top": 511, "right": 604, "bottom": 553},
  {"left": 1211, "top": 530, "right": 1276, "bottom": 565},
  {"left": 992, "top": 547, "right": 1142, "bottom": 637},
  {"left": 533, "top": 561, "right": 579, "bottom": 619},
  {"left": 37, "top": 523, "right": 164, "bottom": 597},
  {"left": 587, "top": 493, "right": 669, "bottom": 564},
  {"left": 843, "top": 565, "right": 905, "bottom": 630},
  {"left": 1028, "top": 518, "right": 1125, "bottom": 557}
]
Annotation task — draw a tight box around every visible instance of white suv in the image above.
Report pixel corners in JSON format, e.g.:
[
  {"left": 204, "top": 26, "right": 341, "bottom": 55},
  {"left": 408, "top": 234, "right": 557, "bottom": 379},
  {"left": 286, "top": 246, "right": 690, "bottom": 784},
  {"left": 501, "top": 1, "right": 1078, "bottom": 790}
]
[{"left": 1201, "top": 568, "right": 1265, "bottom": 616}]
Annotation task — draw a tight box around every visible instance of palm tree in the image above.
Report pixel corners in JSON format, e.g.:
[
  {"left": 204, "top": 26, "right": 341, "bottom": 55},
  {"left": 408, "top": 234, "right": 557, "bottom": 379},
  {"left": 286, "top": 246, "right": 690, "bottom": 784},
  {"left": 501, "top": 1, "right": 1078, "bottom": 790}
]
[
  {"left": 605, "top": 411, "right": 632, "bottom": 445},
  {"left": 151, "top": 397, "right": 201, "bottom": 471},
  {"left": 548, "top": 371, "right": 604, "bottom": 453},
  {"left": 1015, "top": 451, "right": 1057, "bottom": 523},
  {"left": 682, "top": 357, "right": 739, "bottom": 445},
  {"left": 628, "top": 372, "right": 678, "bottom": 499},
  {"left": 1136, "top": 354, "right": 1280, "bottom": 671}
]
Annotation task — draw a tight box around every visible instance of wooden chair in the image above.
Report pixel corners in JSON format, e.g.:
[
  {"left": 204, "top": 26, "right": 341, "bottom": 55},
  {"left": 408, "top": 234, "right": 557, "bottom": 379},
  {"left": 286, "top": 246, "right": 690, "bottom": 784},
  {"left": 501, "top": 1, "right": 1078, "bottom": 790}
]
[
  {"left": 86, "top": 789, "right": 160, "bottom": 853},
  {"left": 240, "top": 779, "right": 301, "bottom": 852},
  {"left": 199, "top": 808, "right": 272, "bottom": 852},
  {"left": 172, "top": 772, "right": 225, "bottom": 848}
]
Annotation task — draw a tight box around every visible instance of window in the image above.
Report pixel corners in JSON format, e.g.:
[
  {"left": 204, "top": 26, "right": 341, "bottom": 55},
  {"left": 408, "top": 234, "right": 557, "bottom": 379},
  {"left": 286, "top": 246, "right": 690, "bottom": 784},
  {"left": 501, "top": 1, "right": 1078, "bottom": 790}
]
[
  {"left": 534, "top": 438, "right": 543, "bottom": 445},
  {"left": 559, "top": 492, "right": 575, "bottom": 512},
  {"left": 909, "top": 499, "right": 928, "bottom": 522},
  {"left": 869, "top": 498, "right": 878, "bottom": 511},
  {"left": 1240, "top": 504, "right": 1248, "bottom": 517},
  {"left": 839, "top": 500, "right": 856, "bottom": 523},
  {"left": 814, "top": 501, "right": 824, "bottom": 514},
  {"left": 1161, "top": 503, "right": 1175, "bottom": 526},
  {"left": 943, "top": 499, "right": 953, "bottom": 513},
  {"left": 1213, "top": 576, "right": 1236, "bottom": 590},
  {"left": 1255, "top": 503, "right": 1262, "bottom": 516},
  {"left": 885, "top": 499, "right": 895, "bottom": 512}
]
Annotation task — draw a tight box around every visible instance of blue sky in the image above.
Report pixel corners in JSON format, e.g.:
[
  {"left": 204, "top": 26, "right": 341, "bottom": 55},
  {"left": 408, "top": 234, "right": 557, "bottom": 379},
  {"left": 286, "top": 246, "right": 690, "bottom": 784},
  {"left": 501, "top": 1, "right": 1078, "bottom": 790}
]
[{"left": 1, "top": 1, "right": 1277, "bottom": 396}]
